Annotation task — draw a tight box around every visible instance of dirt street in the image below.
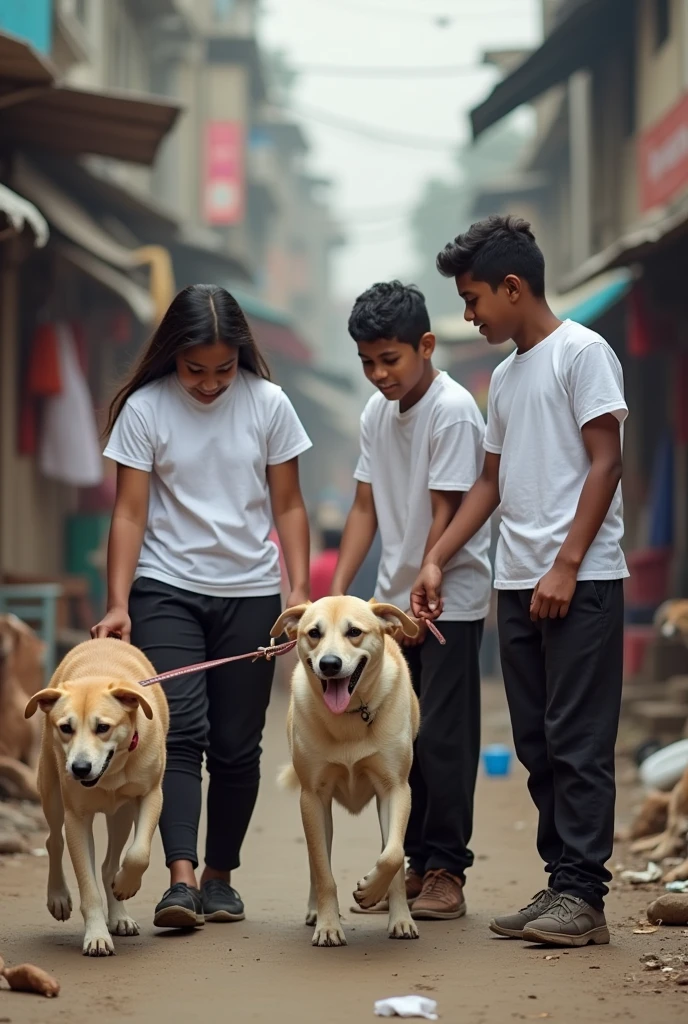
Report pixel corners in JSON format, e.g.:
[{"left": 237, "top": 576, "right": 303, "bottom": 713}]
[{"left": 1, "top": 680, "right": 687, "bottom": 1024}]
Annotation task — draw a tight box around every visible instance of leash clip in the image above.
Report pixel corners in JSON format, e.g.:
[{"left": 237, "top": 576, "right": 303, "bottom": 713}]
[{"left": 254, "top": 637, "right": 278, "bottom": 663}]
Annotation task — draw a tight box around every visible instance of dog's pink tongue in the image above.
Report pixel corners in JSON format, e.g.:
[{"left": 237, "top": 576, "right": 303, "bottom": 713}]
[{"left": 323, "top": 678, "right": 350, "bottom": 715}]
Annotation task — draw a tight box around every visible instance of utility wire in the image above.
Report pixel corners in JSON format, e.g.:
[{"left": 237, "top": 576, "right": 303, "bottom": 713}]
[{"left": 293, "top": 103, "right": 458, "bottom": 152}]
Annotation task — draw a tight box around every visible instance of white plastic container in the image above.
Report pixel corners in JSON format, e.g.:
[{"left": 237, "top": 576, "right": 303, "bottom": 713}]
[{"left": 639, "top": 738, "right": 688, "bottom": 791}]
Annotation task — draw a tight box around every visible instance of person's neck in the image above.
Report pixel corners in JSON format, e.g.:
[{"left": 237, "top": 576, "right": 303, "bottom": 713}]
[
  {"left": 512, "top": 304, "right": 562, "bottom": 354},
  {"left": 399, "top": 364, "right": 439, "bottom": 414}
]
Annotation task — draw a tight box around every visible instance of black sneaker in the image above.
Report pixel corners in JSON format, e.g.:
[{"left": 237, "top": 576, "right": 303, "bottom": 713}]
[
  {"left": 201, "top": 879, "right": 245, "bottom": 922},
  {"left": 153, "top": 883, "right": 205, "bottom": 929}
]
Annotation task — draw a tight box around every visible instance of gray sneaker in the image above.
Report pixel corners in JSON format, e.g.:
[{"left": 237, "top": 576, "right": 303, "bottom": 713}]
[
  {"left": 522, "top": 894, "right": 610, "bottom": 947},
  {"left": 489, "top": 888, "right": 557, "bottom": 939}
]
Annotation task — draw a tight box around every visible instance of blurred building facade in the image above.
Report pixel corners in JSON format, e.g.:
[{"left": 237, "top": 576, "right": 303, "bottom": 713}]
[
  {"left": 438, "top": 0, "right": 688, "bottom": 636},
  {"left": 0, "top": 0, "right": 356, "bottom": 631}
]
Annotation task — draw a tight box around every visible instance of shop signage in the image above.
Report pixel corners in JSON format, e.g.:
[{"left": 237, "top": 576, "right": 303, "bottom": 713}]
[
  {"left": 639, "top": 91, "right": 688, "bottom": 211},
  {"left": 203, "top": 121, "right": 244, "bottom": 226}
]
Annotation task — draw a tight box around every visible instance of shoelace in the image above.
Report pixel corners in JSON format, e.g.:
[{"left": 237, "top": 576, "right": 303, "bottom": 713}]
[
  {"left": 420, "top": 869, "right": 461, "bottom": 901},
  {"left": 543, "top": 894, "right": 581, "bottom": 921},
  {"left": 203, "top": 878, "right": 239, "bottom": 899},
  {"left": 163, "top": 882, "right": 198, "bottom": 899},
  {"left": 520, "top": 888, "right": 555, "bottom": 914}
]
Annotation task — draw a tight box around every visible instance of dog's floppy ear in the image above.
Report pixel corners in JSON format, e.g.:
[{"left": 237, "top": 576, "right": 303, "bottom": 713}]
[
  {"left": 270, "top": 603, "right": 311, "bottom": 640},
  {"left": 109, "top": 685, "right": 154, "bottom": 720},
  {"left": 24, "top": 688, "right": 64, "bottom": 719},
  {"left": 370, "top": 601, "right": 419, "bottom": 639}
]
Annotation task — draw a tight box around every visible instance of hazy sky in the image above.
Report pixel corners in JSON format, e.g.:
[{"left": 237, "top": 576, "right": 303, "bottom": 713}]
[{"left": 259, "top": 0, "right": 542, "bottom": 302}]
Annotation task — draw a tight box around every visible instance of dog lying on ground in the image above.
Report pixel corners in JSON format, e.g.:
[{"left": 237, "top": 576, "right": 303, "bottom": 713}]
[
  {"left": 0, "top": 615, "right": 45, "bottom": 801},
  {"left": 629, "top": 764, "right": 688, "bottom": 883},
  {"left": 25, "top": 638, "right": 169, "bottom": 957},
  {"left": 272, "top": 596, "right": 420, "bottom": 947}
]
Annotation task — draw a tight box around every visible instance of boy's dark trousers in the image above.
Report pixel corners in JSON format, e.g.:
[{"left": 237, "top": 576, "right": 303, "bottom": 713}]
[
  {"left": 497, "top": 580, "right": 624, "bottom": 910},
  {"left": 403, "top": 620, "right": 484, "bottom": 881}
]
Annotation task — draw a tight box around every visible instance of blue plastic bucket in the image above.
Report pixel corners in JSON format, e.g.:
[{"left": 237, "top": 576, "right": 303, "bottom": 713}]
[{"left": 482, "top": 744, "right": 512, "bottom": 777}]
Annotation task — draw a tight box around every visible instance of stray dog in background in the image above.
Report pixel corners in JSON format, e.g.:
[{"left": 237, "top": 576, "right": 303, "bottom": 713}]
[
  {"left": 0, "top": 615, "right": 45, "bottom": 801},
  {"left": 272, "top": 596, "right": 420, "bottom": 947},
  {"left": 629, "top": 764, "right": 688, "bottom": 883},
  {"left": 25, "top": 638, "right": 169, "bottom": 957},
  {"left": 655, "top": 599, "right": 688, "bottom": 643}
]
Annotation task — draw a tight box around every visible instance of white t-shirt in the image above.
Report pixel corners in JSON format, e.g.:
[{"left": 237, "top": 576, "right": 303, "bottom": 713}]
[
  {"left": 104, "top": 371, "right": 312, "bottom": 597},
  {"left": 484, "top": 319, "right": 629, "bottom": 590},
  {"left": 354, "top": 372, "right": 492, "bottom": 621}
]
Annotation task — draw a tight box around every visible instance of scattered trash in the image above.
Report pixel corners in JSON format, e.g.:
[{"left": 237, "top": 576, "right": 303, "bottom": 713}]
[
  {"left": 665, "top": 880, "right": 688, "bottom": 894},
  {"left": 0, "top": 956, "right": 59, "bottom": 998},
  {"left": 621, "top": 862, "right": 663, "bottom": 884},
  {"left": 634, "top": 925, "right": 659, "bottom": 934},
  {"left": 544, "top": 955, "right": 559, "bottom": 961},
  {"left": 647, "top": 893, "right": 688, "bottom": 925},
  {"left": 30, "top": 848, "right": 47, "bottom": 857},
  {"left": 374, "top": 996, "right": 438, "bottom": 1020}
]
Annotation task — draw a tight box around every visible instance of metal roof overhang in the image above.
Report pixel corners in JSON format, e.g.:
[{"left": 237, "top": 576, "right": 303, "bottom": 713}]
[{"left": 470, "top": 0, "right": 622, "bottom": 139}]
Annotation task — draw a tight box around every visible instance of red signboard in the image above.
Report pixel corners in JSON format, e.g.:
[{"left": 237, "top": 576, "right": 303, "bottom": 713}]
[
  {"left": 639, "top": 92, "right": 688, "bottom": 212},
  {"left": 203, "top": 122, "right": 244, "bottom": 225}
]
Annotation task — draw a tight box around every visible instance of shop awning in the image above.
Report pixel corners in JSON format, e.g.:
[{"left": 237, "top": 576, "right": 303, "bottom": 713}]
[
  {"left": 0, "top": 181, "right": 48, "bottom": 247},
  {"left": 56, "top": 242, "right": 155, "bottom": 324},
  {"left": 434, "top": 267, "right": 634, "bottom": 345},
  {"left": 0, "top": 30, "right": 55, "bottom": 88},
  {"left": 470, "top": 0, "right": 620, "bottom": 139},
  {"left": 0, "top": 84, "right": 180, "bottom": 165},
  {"left": 231, "top": 288, "right": 314, "bottom": 364}
]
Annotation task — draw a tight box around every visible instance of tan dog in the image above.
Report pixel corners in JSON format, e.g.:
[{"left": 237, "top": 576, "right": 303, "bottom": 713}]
[
  {"left": 25, "top": 638, "right": 169, "bottom": 957},
  {"left": 0, "top": 615, "right": 44, "bottom": 800},
  {"left": 629, "top": 765, "right": 688, "bottom": 883},
  {"left": 272, "top": 596, "right": 420, "bottom": 947},
  {"left": 655, "top": 599, "right": 688, "bottom": 642}
]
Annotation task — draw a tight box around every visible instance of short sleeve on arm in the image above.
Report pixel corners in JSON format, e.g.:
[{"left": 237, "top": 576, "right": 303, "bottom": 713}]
[
  {"left": 568, "top": 341, "right": 629, "bottom": 429},
  {"left": 429, "top": 420, "right": 482, "bottom": 492},
  {"left": 103, "top": 401, "right": 154, "bottom": 471},
  {"left": 353, "top": 408, "right": 372, "bottom": 484},
  {"left": 266, "top": 390, "right": 312, "bottom": 466},
  {"left": 483, "top": 376, "right": 504, "bottom": 455}
]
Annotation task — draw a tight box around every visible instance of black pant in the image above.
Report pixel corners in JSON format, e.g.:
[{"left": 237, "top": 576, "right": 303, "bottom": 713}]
[
  {"left": 497, "top": 581, "right": 624, "bottom": 910},
  {"left": 403, "top": 620, "right": 483, "bottom": 880},
  {"left": 129, "top": 577, "right": 281, "bottom": 873}
]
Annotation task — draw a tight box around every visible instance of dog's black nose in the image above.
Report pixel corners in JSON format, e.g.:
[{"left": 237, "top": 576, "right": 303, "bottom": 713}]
[
  {"left": 71, "top": 760, "right": 92, "bottom": 779},
  {"left": 319, "top": 655, "right": 343, "bottom": 677}
]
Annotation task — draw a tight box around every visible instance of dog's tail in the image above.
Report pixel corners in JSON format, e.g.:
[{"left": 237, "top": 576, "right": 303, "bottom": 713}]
[{"left": 276, "top": 763, "right": 299, "bottom": 791}]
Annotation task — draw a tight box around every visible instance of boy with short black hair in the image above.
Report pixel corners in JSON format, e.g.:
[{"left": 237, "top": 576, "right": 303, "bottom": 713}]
[
  {"left": 411, "top": 216, "right": 628, "bottom": 947},
  {"left": 332, "top": 280, "right": 492, "bottom": 920}
]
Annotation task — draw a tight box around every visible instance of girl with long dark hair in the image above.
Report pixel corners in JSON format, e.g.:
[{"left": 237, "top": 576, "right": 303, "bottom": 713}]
[{"left": 93, "top": 284, "right": 311, "bottom": 929}]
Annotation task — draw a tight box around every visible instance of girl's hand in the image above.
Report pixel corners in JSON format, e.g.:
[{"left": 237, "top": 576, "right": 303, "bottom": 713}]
[
  {"left": 286, "top": 587, "right": 310, "bottom": 609},
  {"left": 91, "top": 607, "right": 131, "bottom": 642}
]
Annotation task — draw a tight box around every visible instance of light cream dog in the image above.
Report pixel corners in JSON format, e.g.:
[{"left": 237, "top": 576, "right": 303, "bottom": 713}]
[
  {"left": 25, "top": 638, "right": 169, "bottom": 957},
  {"left": 272, "top": 596, "right": 420, "bottom": 947}
]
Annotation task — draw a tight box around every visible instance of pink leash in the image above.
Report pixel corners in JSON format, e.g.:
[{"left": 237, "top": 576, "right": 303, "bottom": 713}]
[{"left": 134, "top": 620, "right": 445, "bottom": 688}]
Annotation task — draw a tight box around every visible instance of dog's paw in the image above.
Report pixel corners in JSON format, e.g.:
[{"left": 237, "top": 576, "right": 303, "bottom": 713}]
[
  {"left": 112, "top": 866, "right": 143, "bottom": 902},
  {"left": 83, "top": 927, "right": 116, "bottom": 957},
  {"left": 305, "top": 909, "right": 317, "bottom": 927},
  {"left": 312, "top": 921, "right": 347, "bottom": 947},
  {"left": 47, "top": 888, "right": 72, "bottom": 921},
  {"left": 108, "top": 910, "right": 140, "bottom": 937},
  {"left": 389, "top": 916, "right": 419, "bottom": 940},
  {"left": 354, "top": 868, "right": 390, "bottom": 910}
]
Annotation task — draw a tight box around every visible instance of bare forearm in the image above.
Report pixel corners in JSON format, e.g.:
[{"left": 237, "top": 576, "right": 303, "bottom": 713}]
[
  {"left": 555, "top": 462, "right": 622, "bottom": 571},
  {"left": 106, "top": 515, "right": 145, "bottom": 609},
  {"left": 274, "top": 504, "right": 310, "bottom": 592},
  {"left": 424, "top": 493, "right": 463, "bottom": 561},
  {"left": 426, "top": 478, "right": 499, "bottom": 570},
  {"left": 332, "top": 507, "right": 377, "bottom": 594}
]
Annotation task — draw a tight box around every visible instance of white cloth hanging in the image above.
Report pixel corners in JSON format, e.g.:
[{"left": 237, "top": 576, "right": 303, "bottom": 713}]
[{"left": 39, "top": 323, "right": 103, "bottom": 487}]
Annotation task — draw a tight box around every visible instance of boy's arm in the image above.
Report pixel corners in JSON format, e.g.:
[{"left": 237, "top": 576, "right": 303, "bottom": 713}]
[
  {"left": 529, "top": 413, "right": 622, "bottom": 621},
  {"left": 410, "top": 453, "right": 501, "bottom": 619},
  {"left": 331, "top": 481, "right": 378, "bottom": 596}
]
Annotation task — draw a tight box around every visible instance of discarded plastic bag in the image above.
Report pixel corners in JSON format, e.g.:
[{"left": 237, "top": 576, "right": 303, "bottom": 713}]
[{"left": 374, "top": 996, "right": 439, "bottom": 1019}]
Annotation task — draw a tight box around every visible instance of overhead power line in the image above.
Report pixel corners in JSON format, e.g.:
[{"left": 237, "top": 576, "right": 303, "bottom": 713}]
[{"left": 293, "top": 103, "right": 458, "bottom": 153}]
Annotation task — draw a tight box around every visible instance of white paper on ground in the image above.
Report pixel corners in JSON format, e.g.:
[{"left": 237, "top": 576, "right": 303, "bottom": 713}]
[
  {"left": 374, "top": 996, "right": 439, "bottom": 1019},
  {"left": 665, "top": 880, "right": 688, "bottom": 893},
  {"left": 620, "top": 862, "right": 663, "bottom": 884}
]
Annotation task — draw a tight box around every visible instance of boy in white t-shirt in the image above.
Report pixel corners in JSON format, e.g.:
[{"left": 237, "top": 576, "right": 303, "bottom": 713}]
[
  {"left": 411, "top": 217, "right": 628, "bottom": 947},
  {"left": 332, "top": 281, "right": 492, "bottom": 921}
]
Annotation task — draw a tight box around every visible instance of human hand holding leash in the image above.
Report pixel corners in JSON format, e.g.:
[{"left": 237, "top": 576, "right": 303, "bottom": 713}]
[{"left": 410, "top": 563, "right": 444, "bottom": 621}]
